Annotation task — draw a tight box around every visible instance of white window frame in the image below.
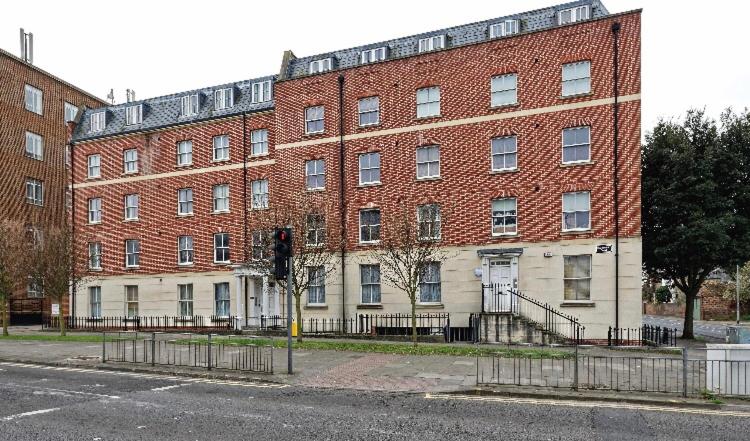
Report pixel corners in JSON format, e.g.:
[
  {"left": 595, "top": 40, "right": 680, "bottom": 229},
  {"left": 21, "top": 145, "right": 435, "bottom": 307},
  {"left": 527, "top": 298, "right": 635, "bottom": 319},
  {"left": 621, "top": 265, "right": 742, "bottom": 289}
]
[
  {"left": 416, "top": 145, "right": 440, "bottom": 179},
  {"left": 307, "top": 266, "right": 326, "bottom": 305},
  {"left": 24, "top": 84, "right": 43, "bottom": 115},
  {"left": 178, "top": 284, "right": 194, "bottom": 316},
  {"left": 178, "top": 235, "right": 194, "bottom": 265},
  {"left": 27, "top": 277, "right": 43, "bottom": 299},
  {"left": 251, "top": 230, "right": 269, "bottom": 260},
  {"left": 89, "top": 286, "right": 102, "bottom": 318},
  {"left": 492, "top": 197, "right": 518, "bottom": 236},
  {"left": 214, "top": 282, "right": 230, "bottom": 317},
  {"left": 214, "top": 88, "right": 234, "bottom": 110},
  {"left": 306, "top": 213, "right": 326, "bottom": 247},
  {"left": 125, "top": 285, "right": 139, "bottom": 317},
  {"left": 491, "top": 73, "right": 518, "bottom": 107},
  {"left": 250, "top": 129, "right": 268, "bottom": 156},
  {"left": 125, "top": 104, "right": 142, "bottom": 125},
  {"left": 177, "top": 140, "right": 193, "bottom": 166},
  {"left": 90, "top": 111, "right": 106, "bottom": 133},
  {"left": 563, "top": 255, "right": 592, "bottom": 301},
  {"left": 360, "top": 47, "right": 387, "bottom": 64},
  {"left": 124, "top": 194, "right": 139, "bottom": 220},
  {"left": 88, "top": 242, "right": 102, "bottom": 270},
  {"left": 64, "top": 102, "right": 78, "bottom": 123},
  {"left": 87, "top": 154, "right": 101, "bottom": 178},
  {"left": 88, "top": 198, "right": 102, "bottom": 224},
  {"left": 251, "top": 80, "right": 272, "bottom": 103},
  {"left": 25, "top": 131, "right": 43, "bottom": 160},
  {"left": 305, "top": 159, "right": 325, "bottom": 190},
  {"left": 212, "top": 184, "right": 230, "bottom": 213},
  {"left": 25, "top": 178, "right": 43, "bottom": 206},
  {"left": 123, "top": 149, "right": 138, "bottom": 174},
  {"left": 562, "top": 61, "right": 591, "bottom": 97},
  {"left": 416, "top": 86, "right": 440, "bottom": 118},
  {"left": 562, "top": 126, "right": 591, "bottom": 164},
  {"left": 418, "top": 262, "right": 441, "bottom": 304},
  {"left": 309, "top": 58, "right": 333, "bottom": 74},
  {"left": 358, "top": 152, "right": 381, "bottom": 185},
  {"left": 418, "top": 35, "right": 445, "bottom": 53},
  {"left": 251, "top": 179, "right": 269, "bottom": 209},
  {"left": 491, "top": 136, "right": 518, "bottom": 171},
  {"left": 178, "top": 188, "right": 193, "bottom": 215},
  {"left": 359, "top": 209, "right": 381, "bottom": 244},
  {"left": 213, "top": 233, "right": 230, "bottom": 264},
  {"left": 562, "top": 191, "right": 591, "bottom": 232},
  {"left": 489, "top": 19, "right": 520, "bottom": 38},
  {"left": 212, "top": 135, "right": 230, "bottom": 161},
  {"left": 360, "top": 264, "right": 381, "bottom": 304},
  {"left": 180, "top": 94, "right": 199, "bottom": 117},
  {"left": 358, "top": 96, "right": 380, "bottom": 127},
  {"left": 125, "top": 239, "right": 140, "bottom": 268},
  {"left": 304, "top": 106, "right": 325, "bottom": 134},
  {"left": 558, "top": 5, "right": 590, "bottom": 25},
  {"left": 417, "top": 204, "right": 441, "bottom": 240}
]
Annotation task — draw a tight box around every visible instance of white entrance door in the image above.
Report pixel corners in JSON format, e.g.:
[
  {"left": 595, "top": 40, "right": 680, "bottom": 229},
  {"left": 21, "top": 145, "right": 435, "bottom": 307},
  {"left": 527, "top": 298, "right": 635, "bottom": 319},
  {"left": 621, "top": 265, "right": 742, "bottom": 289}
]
[{"left": 489, "top": 259, "right": 512, "bottom": 312}]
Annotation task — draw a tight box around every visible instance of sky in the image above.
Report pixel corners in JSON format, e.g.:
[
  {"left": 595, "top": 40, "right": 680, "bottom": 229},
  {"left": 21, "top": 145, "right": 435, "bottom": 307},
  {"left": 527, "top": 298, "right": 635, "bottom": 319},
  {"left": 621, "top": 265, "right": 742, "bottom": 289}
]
[{"left": 2, "top": 0, "right": 748, "bottom": 135}]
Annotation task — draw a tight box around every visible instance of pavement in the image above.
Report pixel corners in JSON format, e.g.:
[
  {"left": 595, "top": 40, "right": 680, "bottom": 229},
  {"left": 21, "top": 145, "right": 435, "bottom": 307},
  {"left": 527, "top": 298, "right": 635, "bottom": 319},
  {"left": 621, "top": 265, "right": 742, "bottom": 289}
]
[
  {"left": 643, "top": 314, "right": 737, "bottom": 341},
  {"left": 3, "top": 362, "right": 750, "bottom": 440}
]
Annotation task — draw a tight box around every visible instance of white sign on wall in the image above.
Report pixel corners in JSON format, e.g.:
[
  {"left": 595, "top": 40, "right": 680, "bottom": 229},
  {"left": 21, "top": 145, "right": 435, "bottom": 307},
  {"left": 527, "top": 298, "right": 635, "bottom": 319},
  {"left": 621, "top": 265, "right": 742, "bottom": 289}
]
[{"left": 51, "top": 304, "right": 60, "bottom": 315}]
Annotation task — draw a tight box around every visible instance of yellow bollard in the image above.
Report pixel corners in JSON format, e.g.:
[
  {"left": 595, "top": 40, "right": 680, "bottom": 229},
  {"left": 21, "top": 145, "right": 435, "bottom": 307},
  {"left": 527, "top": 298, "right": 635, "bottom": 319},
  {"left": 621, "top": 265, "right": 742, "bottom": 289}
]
[{"left": 291, "top": 321, "right": 298, "bottom": 337}]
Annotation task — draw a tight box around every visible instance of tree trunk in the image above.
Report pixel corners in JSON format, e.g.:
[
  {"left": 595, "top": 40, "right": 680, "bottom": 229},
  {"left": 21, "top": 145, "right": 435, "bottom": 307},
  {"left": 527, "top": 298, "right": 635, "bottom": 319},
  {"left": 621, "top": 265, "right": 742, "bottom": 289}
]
[
  {"left": 411, "top": 296, "right": 417, "bottom": 347},
  {"left": 58, "top": 303, "right": 66, "bottom": 337},
  {"left": 295, "top": 293, "right": 303, "bottom": 343},
  {"left": 2, "top": 299, "right": 8, "bottom": 336},
  {"left": 683, "top": 287, "right": 699, "bottom": 340}
]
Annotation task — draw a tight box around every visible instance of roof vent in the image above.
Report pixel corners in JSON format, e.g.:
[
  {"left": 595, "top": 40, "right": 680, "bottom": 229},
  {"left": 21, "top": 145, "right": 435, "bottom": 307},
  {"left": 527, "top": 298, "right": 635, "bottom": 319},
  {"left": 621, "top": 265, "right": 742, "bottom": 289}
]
[{"left": 19, "top": 28, "right": 33, "bottom": 64}]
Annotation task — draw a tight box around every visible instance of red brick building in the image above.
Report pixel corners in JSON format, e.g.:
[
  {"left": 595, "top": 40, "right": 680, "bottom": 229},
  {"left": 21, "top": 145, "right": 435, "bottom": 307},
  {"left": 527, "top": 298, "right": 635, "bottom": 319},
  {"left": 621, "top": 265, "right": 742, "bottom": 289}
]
[
  {"left": 69, "top": 1, "right": 641, "bottom": 337},
  {"left": 0, "top": 45, "right": 104, "bottom": 324}
]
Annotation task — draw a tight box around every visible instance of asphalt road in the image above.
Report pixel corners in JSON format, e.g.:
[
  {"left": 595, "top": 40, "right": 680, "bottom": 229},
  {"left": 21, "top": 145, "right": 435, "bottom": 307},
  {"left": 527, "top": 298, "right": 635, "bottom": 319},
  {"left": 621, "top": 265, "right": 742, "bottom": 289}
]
[
  {"left": 2, "top": 362, "right": 750, "bottom": 440},
  {"left": 643, "top": 315, "right": 732, "bottom": 340}
]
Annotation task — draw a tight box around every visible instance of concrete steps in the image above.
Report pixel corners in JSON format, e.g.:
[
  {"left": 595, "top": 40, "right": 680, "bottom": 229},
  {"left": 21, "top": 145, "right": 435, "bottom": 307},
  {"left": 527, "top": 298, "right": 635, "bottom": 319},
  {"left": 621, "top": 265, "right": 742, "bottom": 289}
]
[{"left": 478, "top": 313, "right": 567, "bottom": 345}]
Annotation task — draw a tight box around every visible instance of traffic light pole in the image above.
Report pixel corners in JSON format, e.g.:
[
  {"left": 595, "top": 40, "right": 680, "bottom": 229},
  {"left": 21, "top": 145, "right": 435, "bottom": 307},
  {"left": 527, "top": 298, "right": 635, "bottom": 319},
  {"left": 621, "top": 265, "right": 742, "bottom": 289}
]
[{"left": 287, "top": 255, "right": 293, "bottom": 374}]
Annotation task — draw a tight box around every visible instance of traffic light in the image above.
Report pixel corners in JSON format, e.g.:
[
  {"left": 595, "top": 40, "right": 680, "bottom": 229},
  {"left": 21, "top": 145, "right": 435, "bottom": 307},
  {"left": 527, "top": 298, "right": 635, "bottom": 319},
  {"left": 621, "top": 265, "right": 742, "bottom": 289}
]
[{"left": 273, "top": 227, "right": 292, "bottom": 280}]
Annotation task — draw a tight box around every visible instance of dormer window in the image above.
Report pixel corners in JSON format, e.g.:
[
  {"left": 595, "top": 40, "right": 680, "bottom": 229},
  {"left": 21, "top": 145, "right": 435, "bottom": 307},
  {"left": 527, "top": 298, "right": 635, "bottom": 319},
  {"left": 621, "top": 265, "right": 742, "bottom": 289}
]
[
  {"left": 90, "top": 111, "right": 105, "bottom": 133},
  {"left": 558, "top": 5, "right": 589, "bottom": 25},
  {"left": 418, "top": 35, "right": 445, "bottom": 53},
  {"left": 251, "top": 80, "right": 272, "bottom": 103},
  {"left": 214, "top": 88, "right": 234, "bottom": 111},
  {"left": 360, "top": 47, "right": 387, "bottom": 64},
  {"left": 309, "top": 58, "right": 333, "bottom": 74},
  {"left": 181, "top": 94, "right": 199, "bottom": 116},
  {"left": 125, "top": 104, "right": 142, "bottom": 125},
  {"left": 489, "top": 19, "right": 520, "bottom": 38}
]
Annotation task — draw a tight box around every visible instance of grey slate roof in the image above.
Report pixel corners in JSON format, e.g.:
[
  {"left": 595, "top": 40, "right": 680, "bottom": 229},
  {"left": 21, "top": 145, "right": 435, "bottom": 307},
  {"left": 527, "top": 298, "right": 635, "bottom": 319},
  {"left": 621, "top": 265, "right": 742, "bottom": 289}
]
[
  {"left": 285, "top": 0, "right": 609, "bottom": 79},
  {"left": 72, "top": 0, "right": 610, "bottom": 143},
  {"left": 72, "top": 75, "right": 276, "bottom": 142}
]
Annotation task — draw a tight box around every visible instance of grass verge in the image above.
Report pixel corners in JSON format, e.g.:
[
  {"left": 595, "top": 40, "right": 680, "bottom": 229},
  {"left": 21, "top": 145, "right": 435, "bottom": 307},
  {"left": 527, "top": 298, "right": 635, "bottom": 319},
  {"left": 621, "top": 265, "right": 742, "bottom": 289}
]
[{"left": 0, "top": 334, "right": 107, "bottom": 343}]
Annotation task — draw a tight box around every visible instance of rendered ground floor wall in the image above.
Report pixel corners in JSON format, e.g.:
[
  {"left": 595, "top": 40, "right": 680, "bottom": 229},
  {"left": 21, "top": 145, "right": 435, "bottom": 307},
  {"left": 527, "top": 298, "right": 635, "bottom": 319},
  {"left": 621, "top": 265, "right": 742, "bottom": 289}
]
[{"left": 73, "top": 236, "right": 641, "bottom": 339}]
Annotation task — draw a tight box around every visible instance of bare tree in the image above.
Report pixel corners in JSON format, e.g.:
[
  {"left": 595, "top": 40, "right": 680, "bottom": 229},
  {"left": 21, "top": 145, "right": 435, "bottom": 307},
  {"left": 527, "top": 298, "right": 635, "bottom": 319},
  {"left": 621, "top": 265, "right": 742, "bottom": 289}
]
[
  {"left": 29, "top": 224, "right": 96, "bottom": 336},
  {"left": 367, "top": 200, "right": 453, "bottom": 346},
  {"left": 0, "top": 220, "right": 31, "bottom": 336},
  {"left": 246, "top": 193, "right": 341, "bottom": 342}
]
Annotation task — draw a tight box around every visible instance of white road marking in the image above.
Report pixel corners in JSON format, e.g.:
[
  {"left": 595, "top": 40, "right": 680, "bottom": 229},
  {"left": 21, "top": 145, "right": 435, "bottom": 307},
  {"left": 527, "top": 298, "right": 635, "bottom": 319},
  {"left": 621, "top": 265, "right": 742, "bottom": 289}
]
[
  {"left": 424, "top": 393, "right": 750, "bottom": 417},
  {"left": 6, "top": 384, "right": 121, "bottom": 399},
  {"left": 2, "top": 407, "right": 60, "bottom": 421},
  {"left": 0, "top": 362, "right": 288, "bottom": 389},
  {"left": 150, "top": 384, "right": 189, "bottom": 392}
]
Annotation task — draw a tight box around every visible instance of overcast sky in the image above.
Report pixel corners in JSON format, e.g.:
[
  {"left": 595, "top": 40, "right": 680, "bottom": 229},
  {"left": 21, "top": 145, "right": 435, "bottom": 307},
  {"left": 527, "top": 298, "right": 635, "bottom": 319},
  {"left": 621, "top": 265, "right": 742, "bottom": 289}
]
[{"left": 2, "top": 0, "right": 748, "bottom": 134}]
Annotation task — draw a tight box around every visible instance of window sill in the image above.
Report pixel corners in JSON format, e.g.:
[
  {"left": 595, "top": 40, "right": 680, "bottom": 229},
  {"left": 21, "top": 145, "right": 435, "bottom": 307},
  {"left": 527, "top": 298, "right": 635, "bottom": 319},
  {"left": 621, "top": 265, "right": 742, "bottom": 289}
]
[
  {"left": 305, "top": 243, "right": 325, "bottom": 249},
  {"left": 490, "top": 168, "right": 519, "bottom": 175},
  {"left": 211, "top": 210, "right": 231, "bottom": 215},
  {"left": 175, "top": 164, "right": 193, "bottom": 169},
  {"left": 250, "top": 206, "right": 270, "bottom": 211},
  {"left": 177, "top": 213, "right": 194, "bottom": 218},
  {"left": 211, "top": 159, "right": 231, "bottom": 164},
  {"left": 416, "top": 303, "right": 444, "bottom": 309},
  {"left": 415, "top": 114, "right": 441, "bottom": 122},
  {"left": 125, "top": 266, "right": 140, "bottom": 270},
  {"left": 305, "top": 304, "right": 328, "bottom": 310},
  {"left": 489, "top": 103, "right": 520, "bottom": 111},
  {"left": 359, "top": 240, "right": 381, "bottom": 246},
  {"left": 491, "top": 233, "right": 519, "bottom": 238},
  {"left": 123, "top": 219, "right": 139, "bottom": 223},
  {"left": 356, "top": 123, "right": 381, "bottom": 130},
  {"left": 88, "top": 268, "right": 103, "bottom": 272},
  {"left": 560, "top": 161, "right": 595, "bottom": 168},
  {"left": 357, "top": 182, "right": 382, "bottom": 188},
  {"left": 560, "top": 301, "right": 595, "bottom": 308},
  {"left": 416, "top": 176, "right": 441, "bottom": 182},
  {"left": 213, "top": 262, "right": 232, "bottom": 266},
  {"left": 122, "top": 171, "right": 139, "bottom": 176},
  {"left": 307, "top": 188, "right": 325, "bottom": 192},
  {"left": 86, "top": 176, "right": 102, "bottom": 181},
  {"left": 561, "top": 229, "right": 592, "bottom": 235},
  {"left": 303, "top": 132, "right": 326, "bottom": 138},
  {"left": 249, "top": 153, "right": 270, "bottom": 159},
  {"left": 177, "top": 263, "right": 194, "bottom": 268},
  {"left": 87, "top": 222, "right": 102, "bottom": 226},
  {"left": 357, "top": 304, "right": 383, "bottom": 310},
  {"left": 559, "top": 91, "right": 594, "bottom": 100}
]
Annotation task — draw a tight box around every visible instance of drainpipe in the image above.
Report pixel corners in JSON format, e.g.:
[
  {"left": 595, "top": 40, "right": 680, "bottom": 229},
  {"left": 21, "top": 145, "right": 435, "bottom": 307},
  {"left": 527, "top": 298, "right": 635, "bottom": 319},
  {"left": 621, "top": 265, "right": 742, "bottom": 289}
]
[
  {"left": 242, "top": 113, "right": 249, "bottom": 263},
  {"left": 337, "top": 74, "right": 347, "bottom": 327},
  {"left": 67, "top": 124, "right": 77, "bottom": 319},
  {"left": 611, "top": 21, "right": 621, "bottom": 330}
]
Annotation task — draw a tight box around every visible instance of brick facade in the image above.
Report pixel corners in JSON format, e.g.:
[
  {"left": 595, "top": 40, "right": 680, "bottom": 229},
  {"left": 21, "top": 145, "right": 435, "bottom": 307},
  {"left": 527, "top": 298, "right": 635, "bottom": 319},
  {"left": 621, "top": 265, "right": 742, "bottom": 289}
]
[
  {"left": 0, "top": 48, "right": 104, "bottom": 323},
  {"left": 69, "top": 4, "right": 642, "bottom": 337}
]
